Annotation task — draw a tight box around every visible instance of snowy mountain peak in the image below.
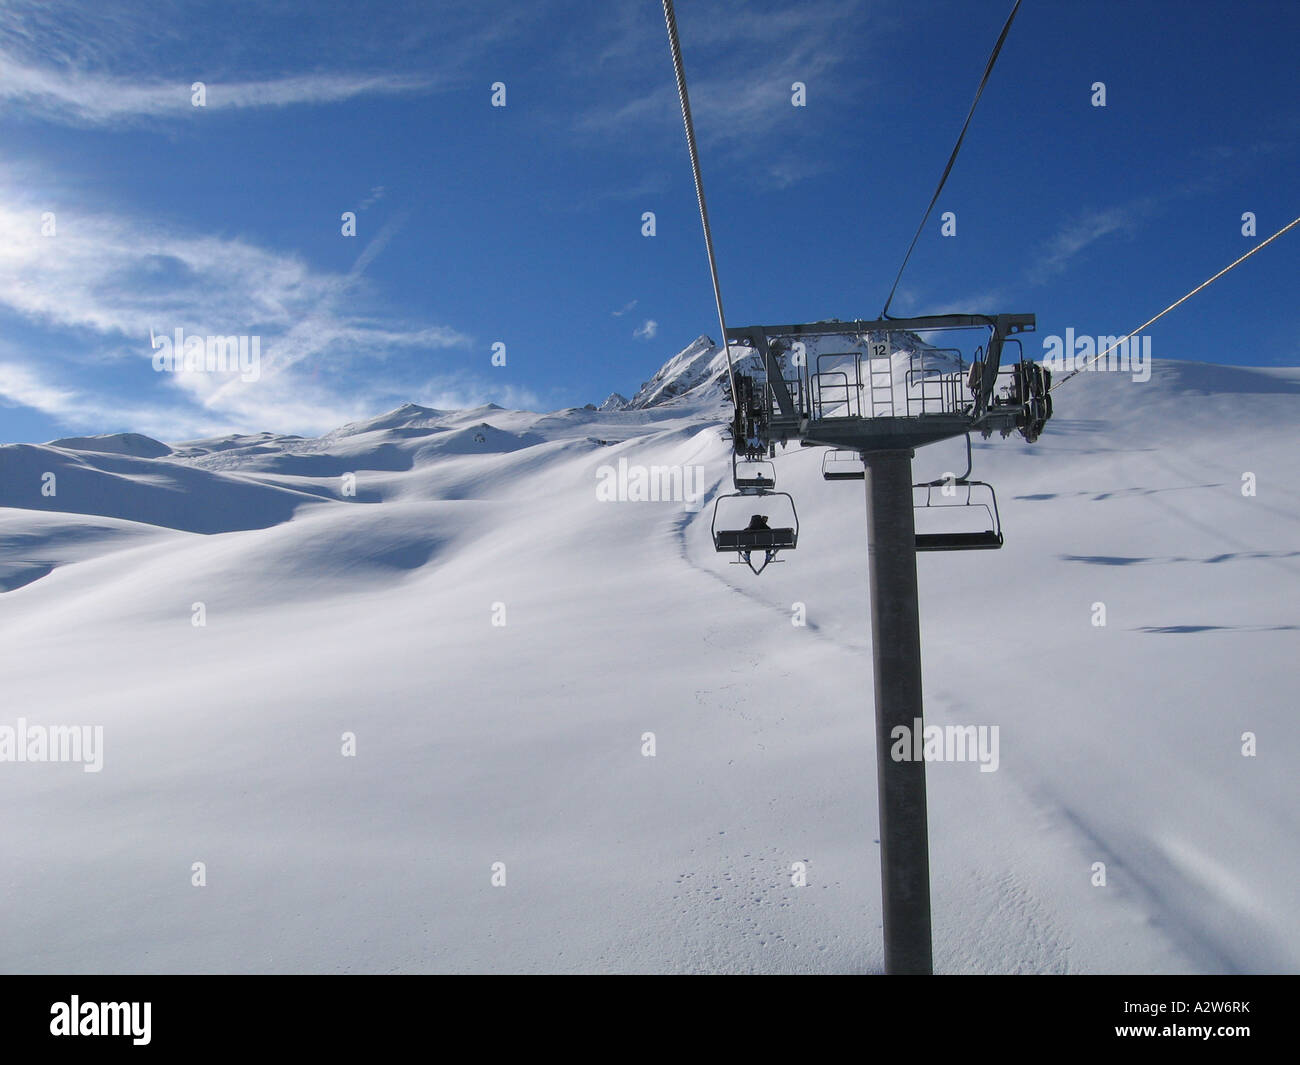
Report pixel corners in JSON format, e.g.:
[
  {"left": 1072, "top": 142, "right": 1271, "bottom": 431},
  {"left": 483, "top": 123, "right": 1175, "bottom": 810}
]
[
  {"left": 328, "top": 403, "right": 448, "bottom": 438},
  {"left": 627, "top": 335, "right": 766, "bottom": 410}
]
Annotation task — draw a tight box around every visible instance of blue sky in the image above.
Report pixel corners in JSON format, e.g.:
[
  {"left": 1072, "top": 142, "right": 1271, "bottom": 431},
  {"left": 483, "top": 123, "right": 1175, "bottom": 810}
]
[{"left": 1, "top": 0, "right": 1296, "bottom": 442}]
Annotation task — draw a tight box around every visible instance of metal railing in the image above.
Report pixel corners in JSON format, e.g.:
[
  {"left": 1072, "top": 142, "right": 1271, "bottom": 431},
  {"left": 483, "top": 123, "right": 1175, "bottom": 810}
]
[
  {"left": 905, "top": 348, "right": 968, "bottom": 416},
  {"left": 808, "top": 347, "right": 985, "bottom": 422},
  {"left": 810, "top": 360, "right": 855, "bottom": 420}
]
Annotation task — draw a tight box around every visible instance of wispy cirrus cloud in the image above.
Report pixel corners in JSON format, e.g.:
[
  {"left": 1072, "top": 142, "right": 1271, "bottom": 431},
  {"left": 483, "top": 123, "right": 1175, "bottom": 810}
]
[
  {"left": 1024, "top": 151, "right": 1269, "bottom": 286},
  {"left": 1028, "top": 204, "right": 1147, "bottom": 283},
  {"left": 0, "top": 360, "right": 79, "bottom": 419},
  {"left": 359, "top": 186, "right": 387, "bottom": 211},
  {"left": 565, "top": 0, "right": 872, "bottom": 187},
  {"left": 0, "top": 59, "right": 432, "bottom": 125},
  {"left": 905, "top": 195, "right": 1164, "bottom": 314},
  {"left": 0, "top": 167, "right": 475, "bottom": 437},
  {"left": 0, "top": 0, "right": 538, "bottom": 128},
  {"left": 0, "top": 355, "right": 236, "bottom": 440}
]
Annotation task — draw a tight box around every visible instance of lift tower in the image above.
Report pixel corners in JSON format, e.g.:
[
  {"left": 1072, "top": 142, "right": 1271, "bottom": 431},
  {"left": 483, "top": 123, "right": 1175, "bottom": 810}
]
[
  {"left": 661, "top": 0, "right": 1051, "bottom": 974},
  {"left": 711, "top": 317, "right": 1052, "bottom": 974}
]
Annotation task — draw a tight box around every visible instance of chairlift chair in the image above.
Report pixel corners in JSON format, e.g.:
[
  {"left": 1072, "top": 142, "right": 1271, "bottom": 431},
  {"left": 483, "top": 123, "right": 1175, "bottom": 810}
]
[
  {"left": 912, "top": 435, "right": 1003, "bottom": 551},
  {"left": 821, "top": 449, "right": 865, "bottom": 481},
  {"left": 711, "top": 454, "right": 799, "bottom": 574},
  {"left": 733, "top": 457, "right": 776, "bottom": 492},
  {"left": 913, "top": 480, "right": 1003, "bottom": 550}
]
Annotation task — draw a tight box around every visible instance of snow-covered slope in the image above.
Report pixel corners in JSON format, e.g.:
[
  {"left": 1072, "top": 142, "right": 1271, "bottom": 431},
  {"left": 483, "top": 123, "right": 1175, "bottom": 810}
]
[
  {"left": 1, "top": 346, "right": 1297, "bottom": 974},
  {"left": 46, "top": 432, "right": 174, "bottom": 459}
]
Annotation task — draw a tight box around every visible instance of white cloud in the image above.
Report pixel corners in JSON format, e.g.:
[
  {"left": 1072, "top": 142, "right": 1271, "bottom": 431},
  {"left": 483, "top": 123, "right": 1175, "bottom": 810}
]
[
  {"left": 0, "top": 171, "right": 475, "bottom": 437},
  {"left": 0, "top": 57, "right": 432, "bottom": 125},
  {"left": 410, "top": 373, "right": 545, "bottom": 415},
  {"left": 633, "top": 319, "right": 658, "bottom": 340},
  {"left": 0, "top": 358, "right": 230, "bottom": 440},
  {"left": 0, "top": 0, "right": 545, "bottom": 128},
  {"left": 611, "top": 299, "right": 638, "bottom": 317},
  {"left": 0, "top": 361, "right": 79, "bottom": 418},
  {"left": 1031, "top": 206, "right": 1139, "bottom": 282},
  {"left": 571, "top": 0, "right": 864, "bottom": 185}
]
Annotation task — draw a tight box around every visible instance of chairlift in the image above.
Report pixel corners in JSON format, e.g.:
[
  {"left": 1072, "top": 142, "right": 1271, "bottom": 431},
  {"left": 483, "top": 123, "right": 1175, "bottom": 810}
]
[
  {"left": 912, "top": 435, "right": 1003, "bottom": 551},
  {"left": 914, "top": 482, "right": 1003, "bottom": 550},
  {"left": 733, "top": 457, "right": 776, "bottom": 492},
  {"left": 821, "top": 449, "right": 865, "bottom": 481},
  {"left": 711, "top": 454, "right": 798, "bottom": 574}
]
